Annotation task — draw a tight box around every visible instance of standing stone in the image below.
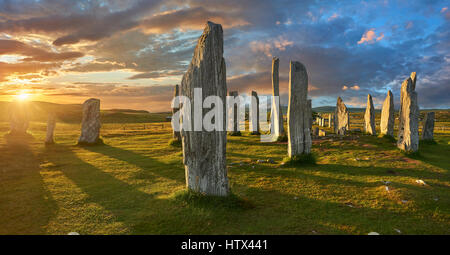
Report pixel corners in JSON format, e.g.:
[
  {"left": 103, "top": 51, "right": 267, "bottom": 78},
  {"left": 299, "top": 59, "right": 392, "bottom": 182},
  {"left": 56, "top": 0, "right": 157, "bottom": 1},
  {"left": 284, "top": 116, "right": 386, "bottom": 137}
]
[
  {"left": 364, "top": 94, "right": 376, "bottom": 135},
  {"left": 380, "top": 90, "right": 395, "bottom": 137},
  {"left": 313, "top": 127, "right": 319, "bottom": 136},
  {"left": 287, "top": 61, "right": 311, "bottom": 157},
  {"left": 180, "top": 21, "right": 228, "bottom": 196},
  {"left": 328, "top": 114, "right": 332, "bottom": 128},
  {"left": 307, "top": 99, "right": 312, "bottom": 131},
  {"left": 228, "top": 91, "right": 241, "bottom": 136},
  {"left": 172, "top": 84, "right": 181, "bottom": 141},
  {"left": 8, "top": 101, "right": 29, "bottom": 135},
  {"left": 410, "top": 72, "right": 417, "bottom": 90},
  {"left": 334, "top": 97, "right": 349, "bottom": 135},
  {"left": 250, "top": 91, "right": 260, "bottom": 135},
  {"left": 421, "top": 112, "right": 435, "bottom": 141},
  {"left": 397, "top": 73, "right": 419, "bottom": 152},
  {"left": 45, "top": 113, "right": 56, "bottom": 144},
  {"left": 270, "top": 57, "right": 285, "bottom": 139},
  {"left": 78, "top": 98, "right": 101, "bottom": 144}
]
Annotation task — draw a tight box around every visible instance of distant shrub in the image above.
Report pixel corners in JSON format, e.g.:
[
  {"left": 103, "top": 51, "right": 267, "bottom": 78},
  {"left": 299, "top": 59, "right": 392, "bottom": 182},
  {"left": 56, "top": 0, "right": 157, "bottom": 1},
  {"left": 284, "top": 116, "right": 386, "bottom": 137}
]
[
  {"left": 77, "top": 138, "right": 104, "bottom": 146},
  {"left": 276, "top": 134, "right": 288, "bottom": 142},
  {"left": 402, "top": 149, "right": 421, "bottom": 159},
  {"left": 282, "top": 153, "right": 317, "bottom": 166},
  {"left": 380, "top": 134, "right": 396, "bottom": 142},
  {"left": 168, "top": 138, "right": 182, "bottom": 147},
  {"left": 173, "top": 190, "right": 253, "bottom": 210},
  {"left": 420, "top": 139, "right": 437, "bottom": 145}
]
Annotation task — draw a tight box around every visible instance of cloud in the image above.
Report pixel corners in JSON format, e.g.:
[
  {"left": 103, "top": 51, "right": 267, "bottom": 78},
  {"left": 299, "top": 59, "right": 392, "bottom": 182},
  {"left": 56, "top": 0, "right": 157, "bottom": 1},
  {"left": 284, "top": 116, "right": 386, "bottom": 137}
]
[
  {"left": 128, "top": 70, "right": 184, "bottom": 80},
  {"left": 0, "top": 40, "right": 84, "bottom": 62},
  {"left": 140, "top": 7, "right": 250, "bottom": 33},
  {"left": 0, "top": 61, "right": 60, "bottom": 82},
  {"left": 0, "top": 0, "right": 449, "bottom": 110},
  {"left": 328, "top": 13, "right": 339, "bottom": 21},
  {"left": 0, "top": 0, "right": 166, "bottom": 46},
  {"left": 357, "top": 29, "right": 384, "bottom": 44},
  {"left": 250, "top": 36, "right": 293, "bottom": 57}
]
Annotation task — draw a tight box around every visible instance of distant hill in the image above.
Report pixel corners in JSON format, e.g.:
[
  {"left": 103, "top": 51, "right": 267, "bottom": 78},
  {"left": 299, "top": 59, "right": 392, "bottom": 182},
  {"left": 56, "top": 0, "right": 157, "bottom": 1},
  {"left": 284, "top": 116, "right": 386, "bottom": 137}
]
[
  {"left": 0, "top": 101, "right": 169, "bottom": 123},
  {"left": 311, "top": 106, "right": 371, "bottom": 113}
]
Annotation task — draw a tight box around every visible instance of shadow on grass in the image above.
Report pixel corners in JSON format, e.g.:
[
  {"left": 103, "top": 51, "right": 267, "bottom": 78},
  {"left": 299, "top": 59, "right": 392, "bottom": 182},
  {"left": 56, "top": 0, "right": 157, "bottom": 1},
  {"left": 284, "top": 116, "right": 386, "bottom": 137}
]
[
  {"left": 415, "top": 140, "right": 450, "bottom": 171},
  {"left": 82, "top": 143, "right": 185, "bottom": 184},
  {"left": 173, "top": 190, "right": 254, "bottom": 211},
  {"left": 43, "top": 144, "right": 166, "bottom": 233},
  {"left": 0, "top": 135, "right": 58, "bottom": 234}
]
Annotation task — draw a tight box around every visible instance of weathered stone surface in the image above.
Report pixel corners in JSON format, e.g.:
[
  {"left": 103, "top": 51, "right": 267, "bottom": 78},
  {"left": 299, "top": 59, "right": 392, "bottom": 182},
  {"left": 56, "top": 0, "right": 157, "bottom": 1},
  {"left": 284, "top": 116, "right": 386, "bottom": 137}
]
[
  {"left": 421, "top": 112, "right": 435, "bottom": 141},
  {"left": 307, "top": 99, "right": 312, "bottom": 131},
  {"left": 8, "top": 102, "right": 29, "bottom": 135},
  {"left": 78, "top": 98, "right": 101, "bottom": 144},
  {"left": 364, "top": 94, "right": 376, "bottom": 135},
  {"left": 250, "top": 91, "right": 260, "bottom": 134},
  {"left": 313, "top": 127, "right": 319, "bottom": 136},
  {"left": 328, "top": 114, "right": 332, "bottom": 128},
  {"left": 319, "top": 129, "right": 326, "bottom": 137},
  {"left": 45, "top": 113, "right": 56, "bottom": 144},
  {"left": 180, "top": 21, "right": 228, "bottom": 196},
  {"left": 380, "top": 90, "right": 394, "bottom": 136},
  {"left": 334, "top": 97, "right": 349, "bottom": 135},
  {"left": 270, "top": 57, "right": 284, "bottom": 139},
  {"left": 287, "top": 61, "right": 311, "bottom": 157},
  {"left": 397, "top": 73, "right": 419, "bottom": 152},
  {"left": 228, "top": 91, "right": 241, "bottom": 135},
  {"left": 172, "top": 84, "right": 181, "bottom": 141},
  {"left": 410, "top": 72, "right": 417, "bottom": 90}
]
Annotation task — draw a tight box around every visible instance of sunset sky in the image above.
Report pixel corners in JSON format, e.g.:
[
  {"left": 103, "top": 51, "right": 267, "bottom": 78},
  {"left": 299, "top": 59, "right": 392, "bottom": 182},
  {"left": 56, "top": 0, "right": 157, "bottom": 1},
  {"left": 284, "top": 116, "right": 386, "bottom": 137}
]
[{"left": 0, "top": 0, "right": 448, "bottom": 112}]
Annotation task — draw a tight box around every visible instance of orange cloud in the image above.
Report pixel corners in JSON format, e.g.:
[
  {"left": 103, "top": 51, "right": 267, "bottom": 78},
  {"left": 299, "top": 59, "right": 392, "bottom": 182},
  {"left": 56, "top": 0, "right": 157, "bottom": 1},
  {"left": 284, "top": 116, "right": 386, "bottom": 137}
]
[
  {"left": 342, "top": 85, "right": 359, "bottom": 91},
  {"left": 250, "top": 36, "right": 294, "bottom": 57},
  {"left": 357, "top": 29, "right": 384, "bottom": 44}
]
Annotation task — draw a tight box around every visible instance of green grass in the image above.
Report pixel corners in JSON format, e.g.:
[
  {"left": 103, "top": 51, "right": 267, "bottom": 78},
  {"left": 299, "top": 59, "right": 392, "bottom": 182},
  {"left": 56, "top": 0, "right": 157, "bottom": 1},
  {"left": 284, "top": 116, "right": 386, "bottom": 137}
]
[
  {"left": 0, "top": 118, "right": 449, "bottom": 235},
  {"left": 168, "top": 138, "right": 182, "bottom": 147},
  {"left": 283, "top": 153, "right": 317, "bottom": 166}
]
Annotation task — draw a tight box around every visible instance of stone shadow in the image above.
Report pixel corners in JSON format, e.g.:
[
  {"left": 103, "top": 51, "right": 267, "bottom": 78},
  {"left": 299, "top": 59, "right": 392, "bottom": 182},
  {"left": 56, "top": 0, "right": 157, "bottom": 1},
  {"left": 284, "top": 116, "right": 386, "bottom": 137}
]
[{"left": 0, "top": 135, "right": 58, "bottom": 234}]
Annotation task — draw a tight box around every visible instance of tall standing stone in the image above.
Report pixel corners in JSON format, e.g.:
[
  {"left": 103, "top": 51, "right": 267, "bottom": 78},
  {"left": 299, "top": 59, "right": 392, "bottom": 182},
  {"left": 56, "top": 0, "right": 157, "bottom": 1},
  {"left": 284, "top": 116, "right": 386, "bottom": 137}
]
[
  {"left": 8, "top": 101, "right": 29, "bottom": 135},
  {"left": 250, "top": 91, "right": 260, "bottom": 135},
  {"left": 421, "top": 112, "right": 435, "bottom": 141},
  {"left": 307, "top": 99, "right": 312, "bottom": 130},
  {"left": 313, "top": 127, "right": 319, "bottom": 136},
  {"left": 78, "top": 98, "right": 101, "bottom": 145},
  {"left": 172, "top": 84, "right": 181, "bottom": 141},
  {"left": 380, "top": 90, "right": 394, "bottom": 137},
  {"left": 228, "top": 91, "right": 241, "bottom": 135},
  {"left": 180, "top": 21, "right": 228, "bottom": 196},
  {"left": 287, "top": 61, "right": 311, "bottom": 157},
  {"left": 270, "top": 57, "right": 284, "bottom": 139},
  {"left": 334, "top": 97, "right": 349, "bottom": 135},
  {"left": 328, "top": 114, "right": 332, "bottom": 128},
  {"left": 45, "top": 113, "right": 56, "bottom": 144},
  {"left": 364, "top": 94, "right": 376, "bottom": 135},
  {"left": 397, "top": 73, "right": 419, "bottom": 152}
]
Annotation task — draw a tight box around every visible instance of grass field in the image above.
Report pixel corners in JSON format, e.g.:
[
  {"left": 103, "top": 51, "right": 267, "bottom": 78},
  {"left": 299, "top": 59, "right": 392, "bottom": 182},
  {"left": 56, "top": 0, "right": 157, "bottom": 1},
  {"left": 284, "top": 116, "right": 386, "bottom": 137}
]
[{"left": 0, "top": 111, "right": 449, "bottom": 235}]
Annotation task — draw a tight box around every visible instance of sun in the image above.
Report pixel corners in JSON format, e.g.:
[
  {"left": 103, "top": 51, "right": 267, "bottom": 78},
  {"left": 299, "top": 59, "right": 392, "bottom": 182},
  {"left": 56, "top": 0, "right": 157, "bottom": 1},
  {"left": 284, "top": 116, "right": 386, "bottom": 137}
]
[{"left": 16, "top": 93, "right": 30, "bottom": 101}]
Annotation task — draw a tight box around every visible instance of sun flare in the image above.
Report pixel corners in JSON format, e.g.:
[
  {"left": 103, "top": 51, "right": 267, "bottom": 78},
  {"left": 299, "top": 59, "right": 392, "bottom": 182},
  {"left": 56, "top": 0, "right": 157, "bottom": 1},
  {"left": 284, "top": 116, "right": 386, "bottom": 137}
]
[{"left": 16, "top": 93, "right": 30, "bottom": 101}]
